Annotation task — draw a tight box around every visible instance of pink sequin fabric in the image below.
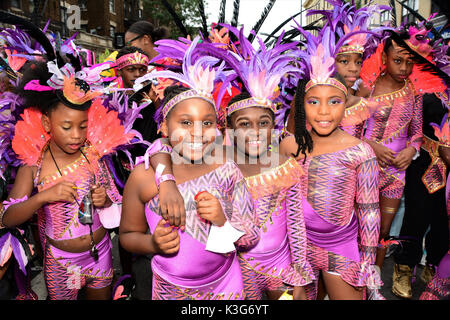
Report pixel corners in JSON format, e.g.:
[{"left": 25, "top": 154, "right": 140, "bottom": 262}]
[
  {"left": 239, "top": 158, "right": 314, "bottom": 299},
  {"left": 299, "top": 142, "right": 381, "bottom": 298},
  {"left": 34, "top": 143, "right": 122, "bottom": 242},
  {"left": 364, "top": 80, "right": 423, "bottom": 199},
  {"left": 340, "top": 98, "right": 371, "bottom": 138},
  {"left": 146, "top": 160, "right": 259, "bottom": 300}
]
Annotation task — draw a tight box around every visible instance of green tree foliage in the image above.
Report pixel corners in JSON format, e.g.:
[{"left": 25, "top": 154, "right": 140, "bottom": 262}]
[{"left": 142, "top": 0, "right": 209, "bottom": 38}]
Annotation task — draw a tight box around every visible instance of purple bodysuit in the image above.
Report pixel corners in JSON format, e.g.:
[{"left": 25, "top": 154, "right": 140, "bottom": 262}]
[{"left": 145, "top": 160, "right": 259, "bottom": 300}]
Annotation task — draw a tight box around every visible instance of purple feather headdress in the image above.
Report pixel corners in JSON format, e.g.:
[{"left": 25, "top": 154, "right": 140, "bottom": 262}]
[
  {"left": 222, "top": 27, "right": 301, "bottom": 119},
  {"left": 134, "top": 36, "right": 229, "bottom": 124},
  {"left": 308, "top": 0, "right": 390, "bottom": 56},
  {"left": 0, "top": 88, "right": 25, "bottom": 180},
  {"left": 0, "top": 26, "right": 45, "bottom": 60},
  {"left": 293, "top": 21, "right": 347, "bottom": 95}
]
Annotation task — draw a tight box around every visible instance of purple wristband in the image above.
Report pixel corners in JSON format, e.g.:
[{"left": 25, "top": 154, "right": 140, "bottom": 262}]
[{"left": 156, "top": 174, "right": 176, "bottom": 189}]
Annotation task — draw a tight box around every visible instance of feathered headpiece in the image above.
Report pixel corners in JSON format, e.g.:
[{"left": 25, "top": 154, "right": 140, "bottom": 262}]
[
  {"left": 360, "top": 19, "right": 449, "bottom": 94},
  {"left": 307, "top": 0, "right": 390, "bottom": 56},
  {"left": 23, "top": 60, "right": 114, "bottom": 110},
  {"left": 293, "top": 21, "right": 360, "bottom": 95},
  {"left": 133, "top": 36, "right": 229, "bottom": 124},
  {"left": 222, "top": 26, "right": 301, "bottom": 116}
]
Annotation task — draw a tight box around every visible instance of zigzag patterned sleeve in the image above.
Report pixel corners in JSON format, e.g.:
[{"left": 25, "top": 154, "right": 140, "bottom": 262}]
[
  {"left": 229, "top": 177, "right": 260, "bottom": 251},
  {"left": 285, "top": 182, "right": 314, "bottom": 286},
  {"left": 95, "top": 158, "right": 122, "bottom": 204},
  {"left": 407, "top": 94, "right": 423, "bottom": 152},
  {"left": 355, "top": 148, "right": 380, "bottom": 265}
]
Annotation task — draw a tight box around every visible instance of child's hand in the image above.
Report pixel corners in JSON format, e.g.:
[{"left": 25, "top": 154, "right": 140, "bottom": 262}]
[
  {"left": 370, "top": 143, "right": 396, "bottom": 168},
  {"left": 41, "top": 180, "right": 78, "bottom": 203},
  {"left": 158, "top": 180, "right": 186, "bottom": 230},
  {"left": 91, "top": 184, "right": 111, "bottom": 208},
  {"left": 152, "top": 219, "right": 180, "bottom": 255},
  {"left": 392, "top": 146, "right": 416, "bottom": 171},
  {"left": 195, "top": 191, "right": 226, "bottom": 227}
]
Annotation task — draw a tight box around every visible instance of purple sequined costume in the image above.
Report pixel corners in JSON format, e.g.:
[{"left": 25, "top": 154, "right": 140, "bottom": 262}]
[
  {"left": 35, "top": 142, "right": 122, "bottom": 300},
  {"left": 364, "top": 80, "right": 423, "bottom": 199},
  {"left": 145, "top": 160, "right": 259, "bottom": 300},
  {"left": 238, "top": 158, "right": 314, "bottom": 299},
  {"left": 299, "top": 142, "right": 382, "bottom": 299},
  {"left": 340, "top": 98, "right": 373, "bottom": 139}
]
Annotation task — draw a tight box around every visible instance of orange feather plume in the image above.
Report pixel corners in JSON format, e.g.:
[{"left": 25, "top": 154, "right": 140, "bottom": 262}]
[
  {"left": 62, "top": 76, "right": 103, "bottom": 105},
  {"left": 86, "top": 99, "right": 135, "bottom": 157},
  {"left": 11, "top": 108, "right": 50, "bottom": 166}
]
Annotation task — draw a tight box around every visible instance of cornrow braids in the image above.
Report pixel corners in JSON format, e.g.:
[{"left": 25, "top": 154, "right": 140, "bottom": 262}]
[{"left": 292, "top": 78, "right": 313, "bottom": 163}]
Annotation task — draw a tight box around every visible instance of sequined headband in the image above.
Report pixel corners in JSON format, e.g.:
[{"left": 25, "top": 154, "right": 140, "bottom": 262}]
[
  {"left": 115, "top": 51, "right": 149, "bottom": 70},
  {"left": 162, "top": 89, "right": 215, "bottom": 119},
  {"left": 305, "top": 78, "right": 348, "bottom": 96},
  {"left": 227, "top": 97, "right": 276, "bottom": 116},
  {"left": 337, "top": 44, "right": 364, "bottom": 55}
]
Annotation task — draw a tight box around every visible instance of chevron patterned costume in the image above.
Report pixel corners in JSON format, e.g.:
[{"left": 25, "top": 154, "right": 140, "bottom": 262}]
[
  {"left": 300, "top": 142, "right": 382, "bottom": 299},
  {"left": 7, "top": 100, "right": 132, "bottom": 299},
  {"left": 238, "top": 158, "right": 314, "bottom": 299},
  {"left": 145, "top": 160, "right": 258, "bottom": 300},
  {"left": 35, "top": 142, "right": 121, "bottom": 299},
  {"left": 363, "top": 80, "right": 423, "bottom": 199}
]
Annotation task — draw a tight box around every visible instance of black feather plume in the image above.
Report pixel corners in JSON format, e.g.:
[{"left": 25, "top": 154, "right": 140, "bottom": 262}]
[
  {"left": 231, "top": 0, "right": 240, "bottom": 27},
  {"left": 198, "top": 0, "right": 208, "bottom": 38},
  {"left": 263, "top": 8, "right": 307, "bottom": 44},
  {"left": 218, "top": 0, "right": 227, "bottom": 24},
  {"left": 0, "top": 10, "right": 55, "bottom": 61},
  {"left": 160, "top": 0, "right": 189, "bottom": 37},
  {"left": 248, "top": 0, "right": 277, "bottom": 43},
  {"left": 66, "top": 53, "right": 82, "bottom": 73},
  {"left": 395, "top": 0, "right": 441, "bottom": 40},
  {"left": 387, "top": 30, "right": 450, "bottom": 83}
]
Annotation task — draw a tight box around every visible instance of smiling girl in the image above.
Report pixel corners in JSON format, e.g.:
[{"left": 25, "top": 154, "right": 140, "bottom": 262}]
[
  {"left": 280, "top": 28, "right": 381, "bottom": 298},
  {"left": 119, "top": 39, "right": 259, "bottom": 300}
]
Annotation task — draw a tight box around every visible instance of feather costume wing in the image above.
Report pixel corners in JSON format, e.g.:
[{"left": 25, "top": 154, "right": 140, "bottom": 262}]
[
  {"left": 87, "top": 99, "right": 136, "bottom": 158},
  {"left": 11, "top": 108, "right": 49, "bottom": 166}
]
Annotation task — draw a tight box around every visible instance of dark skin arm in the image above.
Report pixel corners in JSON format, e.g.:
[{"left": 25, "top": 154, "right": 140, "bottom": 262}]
[
  {"left": 2, "top": 165, "right": 78, "bottom": 228},
  {"left": 149, "top": 138, "right": 186, "bottom": 229},
  {"left": 119, "top": 164, "right": 180, "bottom": 255}
]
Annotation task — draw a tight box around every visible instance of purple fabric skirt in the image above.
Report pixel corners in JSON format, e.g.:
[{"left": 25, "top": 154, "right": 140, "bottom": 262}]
[{"left": 303, "top": 198, "right": 360, "bottom": 262}]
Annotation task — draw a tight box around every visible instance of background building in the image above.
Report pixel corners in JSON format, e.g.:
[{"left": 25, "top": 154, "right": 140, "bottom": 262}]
[
  {"left": 303, "top": 0, "right": 449, "bottom": 40},
  {"left": 0, "top": 0, "right": 145, "bottom": 58}
]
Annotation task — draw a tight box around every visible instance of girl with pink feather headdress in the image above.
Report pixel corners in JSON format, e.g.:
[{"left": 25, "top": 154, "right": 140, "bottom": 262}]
[
  {"left": 285, "top": 0, "right": 390, "bottom": 140},
  {"left": 119, "top": 37, "right": 259, "bottom": 300},
  {"left": 279, "top": 20, "right": 382, "bottom": 300}
]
